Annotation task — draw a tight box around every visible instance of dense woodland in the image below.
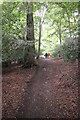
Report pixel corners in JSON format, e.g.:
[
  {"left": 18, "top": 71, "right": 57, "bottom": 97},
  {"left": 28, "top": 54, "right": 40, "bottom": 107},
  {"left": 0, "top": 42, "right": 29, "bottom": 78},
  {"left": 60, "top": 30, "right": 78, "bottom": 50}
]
[
  {"left": 2, "top": 1, "right": 80, "bottom": 118},
  {"left": 2, "top": 2, "right": 79, "bottom": 67}
]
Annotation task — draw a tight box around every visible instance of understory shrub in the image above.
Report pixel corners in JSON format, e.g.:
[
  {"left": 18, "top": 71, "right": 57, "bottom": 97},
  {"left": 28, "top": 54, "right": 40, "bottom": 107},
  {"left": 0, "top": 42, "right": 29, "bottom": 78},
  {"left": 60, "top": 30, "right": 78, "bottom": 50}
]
[
  {"left": 53, "top": 37, "right": 78, "bottom": 62},
  {"left": 2, "top": 38, "right": 27, "bottom": 66},
  {"left": 2, "top": 37, "right": 36, "bottom": 67}
]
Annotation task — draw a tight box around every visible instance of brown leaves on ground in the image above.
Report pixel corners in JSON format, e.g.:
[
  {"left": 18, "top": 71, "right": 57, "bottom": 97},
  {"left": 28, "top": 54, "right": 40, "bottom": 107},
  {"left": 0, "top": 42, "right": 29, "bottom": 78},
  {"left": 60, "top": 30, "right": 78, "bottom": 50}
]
[
  {"left": 2, "top": 58, "right": 78, "bottom": 118},
  {"left": 2, "top": 64, "right": 36, "bottom": 118}
]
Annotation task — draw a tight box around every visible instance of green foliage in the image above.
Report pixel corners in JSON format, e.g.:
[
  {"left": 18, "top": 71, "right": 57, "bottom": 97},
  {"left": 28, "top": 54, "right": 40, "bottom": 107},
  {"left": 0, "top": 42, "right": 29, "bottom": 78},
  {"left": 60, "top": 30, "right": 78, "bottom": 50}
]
[
  {"left": 53, "top": 37, "right": 78, "bottom": 62},
  {"left": 2, "top": 2, "right": 26, "bottom": 64},
  {"left": 2, "top": 2, "right": 79, "bottom": 65},
  {"left": 2, "top": 37, "right": 25, "bottom": 62},
  {"left": 10, "top": 42, "right": 25, "bottom": 62}
]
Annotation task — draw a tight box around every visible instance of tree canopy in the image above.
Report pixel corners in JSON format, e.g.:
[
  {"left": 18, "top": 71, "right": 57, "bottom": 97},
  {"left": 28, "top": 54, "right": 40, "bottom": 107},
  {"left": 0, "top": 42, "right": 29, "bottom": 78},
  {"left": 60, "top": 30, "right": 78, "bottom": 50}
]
[{"left": 2, "top": 2, "right": 79, "bottom": 66}]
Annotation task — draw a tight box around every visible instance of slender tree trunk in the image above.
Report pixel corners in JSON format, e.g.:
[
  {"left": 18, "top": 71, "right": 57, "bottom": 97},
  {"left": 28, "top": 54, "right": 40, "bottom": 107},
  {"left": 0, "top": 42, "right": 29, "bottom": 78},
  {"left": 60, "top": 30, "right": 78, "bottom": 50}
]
[
  {"left": 73, "top": 12, "right": 76, "bottom": 23},
  {"left": 67, "top": 14, "right": 71, "bottom": 37},
  {"left": 73, "top": 12, "right": 76, "bottom": 38},
  {"left": 37, "top": 18, "right": 42, "bottom": 59},
  {"left": 23, "top": 2, "right": 35, "bottom": 67},
  {"left": 78, "top": 2, "right": 80, "bottom": 63},
  {"left": 59, "top": 26, "right": 61, "bottom": 44},
  {"left": 66, "top": 9, "right": 71, "bottom": 37},
  {"left": 68, "top": 17, "right": 71, "bottom": 37},
  {"left": 57, "top": 21, "right": 62, "bottom": 44},
  {"left": 37, "top": 5, "right": 48, "bottom": 59}
]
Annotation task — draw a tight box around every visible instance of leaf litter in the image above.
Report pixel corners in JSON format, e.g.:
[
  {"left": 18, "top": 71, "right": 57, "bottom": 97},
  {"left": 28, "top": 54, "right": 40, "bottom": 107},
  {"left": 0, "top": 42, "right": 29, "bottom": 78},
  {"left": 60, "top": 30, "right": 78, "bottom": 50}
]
[{"left": 2, "top": 58, "right": 78, "bottom": 118}]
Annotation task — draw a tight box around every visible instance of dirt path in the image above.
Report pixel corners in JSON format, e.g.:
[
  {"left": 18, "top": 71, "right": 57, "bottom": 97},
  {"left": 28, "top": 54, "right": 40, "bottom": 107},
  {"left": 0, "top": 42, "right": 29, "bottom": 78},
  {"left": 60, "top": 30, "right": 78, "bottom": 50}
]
[{"left": 16, "top": 58, "right": 78, "bottom": 118}]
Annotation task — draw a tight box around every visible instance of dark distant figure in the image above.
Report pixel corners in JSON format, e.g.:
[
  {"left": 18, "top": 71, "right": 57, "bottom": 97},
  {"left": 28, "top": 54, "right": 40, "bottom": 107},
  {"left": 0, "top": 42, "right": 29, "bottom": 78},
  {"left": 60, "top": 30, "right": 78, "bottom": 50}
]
[{"left": 44, "top": 53, "right": 48, "bottom": 58}]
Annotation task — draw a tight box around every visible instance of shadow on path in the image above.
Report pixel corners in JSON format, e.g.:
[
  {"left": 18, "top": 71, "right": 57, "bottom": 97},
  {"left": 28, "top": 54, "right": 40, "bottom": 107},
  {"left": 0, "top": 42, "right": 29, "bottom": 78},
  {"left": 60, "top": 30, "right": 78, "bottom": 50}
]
[{"left": 16, "top": 58, "right": 78, "bottom": 118}]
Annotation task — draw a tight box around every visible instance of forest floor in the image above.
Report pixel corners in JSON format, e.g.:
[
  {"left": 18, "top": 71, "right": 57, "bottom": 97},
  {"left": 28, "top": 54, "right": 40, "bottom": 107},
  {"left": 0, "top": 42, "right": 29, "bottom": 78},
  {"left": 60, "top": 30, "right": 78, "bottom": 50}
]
[{"left": 2, "top": 58, "right": 78, "bottom": 118}]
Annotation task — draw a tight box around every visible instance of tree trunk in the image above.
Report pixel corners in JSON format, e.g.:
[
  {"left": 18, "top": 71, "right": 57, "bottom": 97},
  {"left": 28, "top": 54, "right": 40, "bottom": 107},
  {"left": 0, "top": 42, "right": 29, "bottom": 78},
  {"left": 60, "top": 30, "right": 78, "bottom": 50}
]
[
  {"left": 68, "top": 17, "right": 71, "bottom": 37},
  {"left": 37, "top": 18, "right": 42, "bottom": 59},
  {"left": 36, "top": 5, "right": 48, "bottom": 59},
  {"left": 57, "top": 21, "right": 62, "bottom": 44},
  {"left": 59, "top": 26, "right": 61, "bottom": 44},
  {"left": 67, "top": 14, "right": 71, "bottom": 37},
  {"left": 73, "top": 12, "right": 76, "bottom": 38},
  {"left": 78, "top": 2, "right": 80, "bottom": 63},
  {"left": 78, "top": 2, "right": 80, "bottom": 118},
  {"left": 23, "top": 2, "right": 35, "bottom": 67}
]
